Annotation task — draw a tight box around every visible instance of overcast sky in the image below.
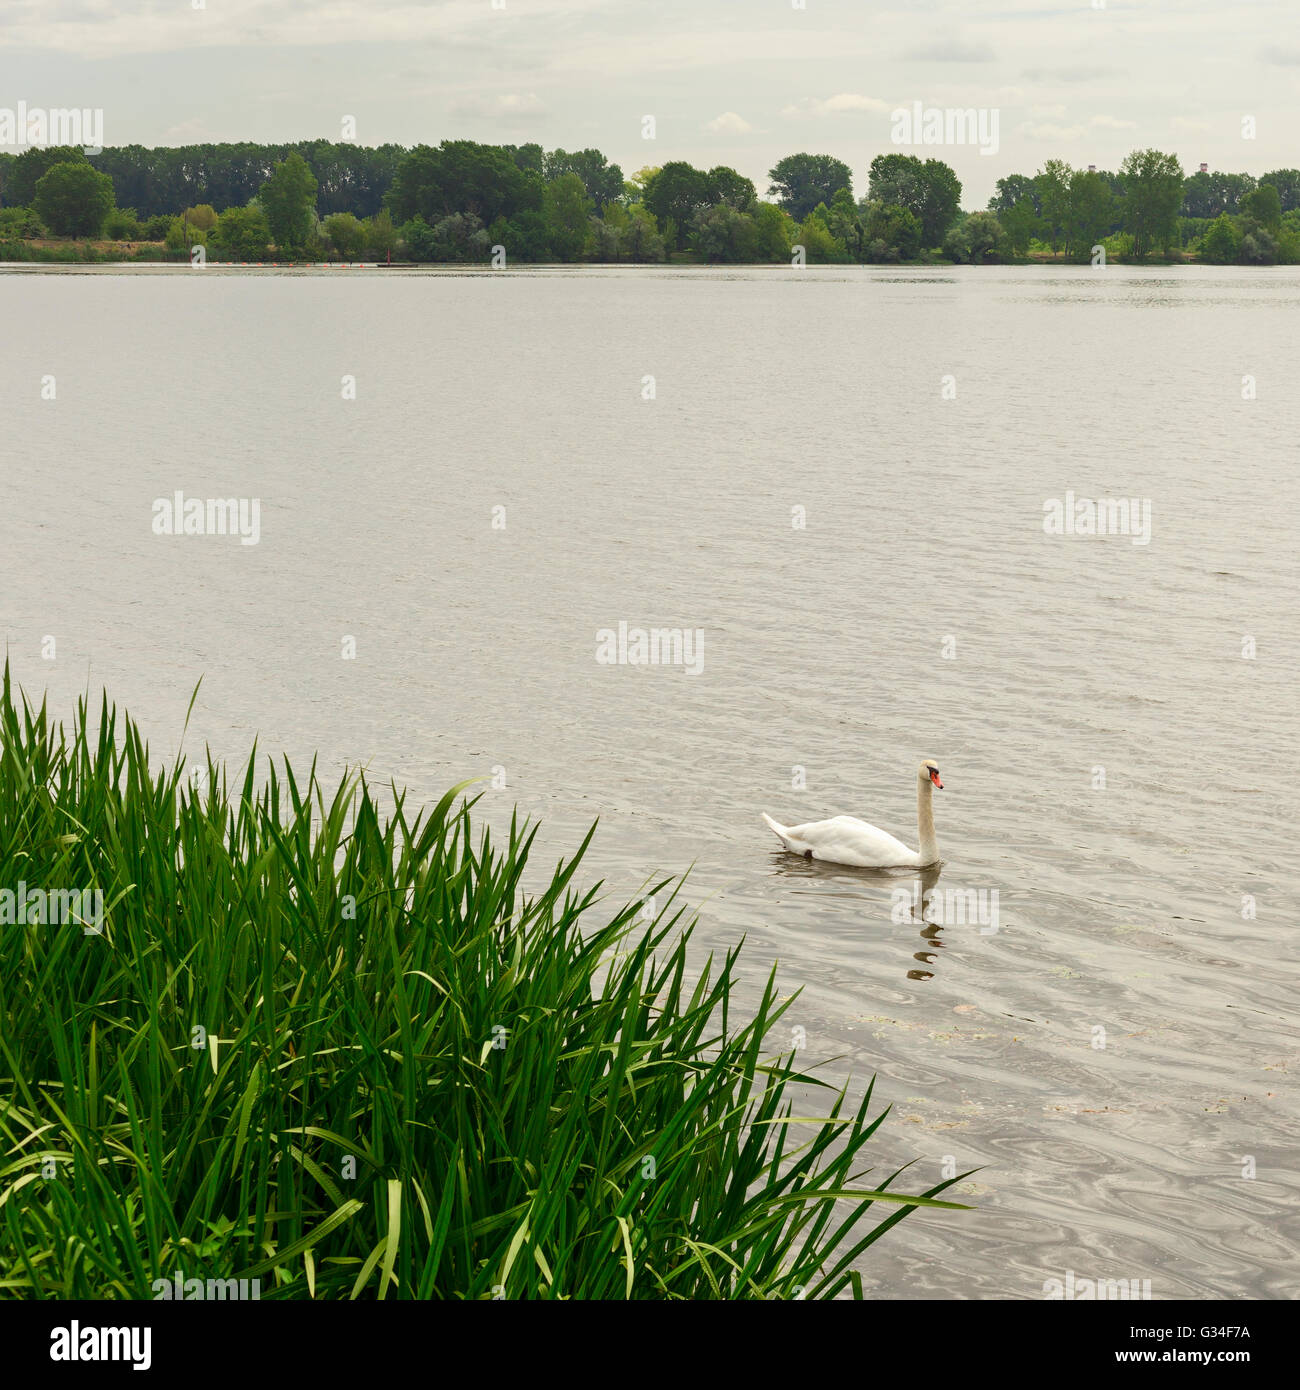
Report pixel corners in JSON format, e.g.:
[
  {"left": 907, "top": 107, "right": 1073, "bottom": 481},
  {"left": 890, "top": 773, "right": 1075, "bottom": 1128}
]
[{"left": 3, "top": 0, "right": 1298, "bottom": 205}]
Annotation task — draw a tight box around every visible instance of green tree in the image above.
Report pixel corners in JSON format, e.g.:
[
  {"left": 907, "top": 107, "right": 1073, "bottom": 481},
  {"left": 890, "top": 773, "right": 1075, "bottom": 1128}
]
[
  {"left": 1276, "top": 213, "right": 1300, "bottom": 264},
  {"left": 102, "top": 207, "right": 142, "bottom": 240},
  {"left": 767, "top": 153, "right": 853, "bottom": 221},
  {"left": 322, "top": 211, "right": 367, "bottom": 258},
  {"left": 625, "top": 166, "right": 660, "bottom": 202},
  {"left": 1035, "top": 159, "right": 1072, "bottom": 254},
  {"left": 1120, "top": 149, "right": 1184, "bottom": 258},
  {"left": 164, "top": 215, "right": 205, "bottom": 251},
  {"left": 641, "top": 162, "right": 712, "bottom": 249},
  {"left": 623, "top": 203, "right": 666, "bottom": 261},
  {"left": 388, "top": 140, "right": 542, "bottom": 225},
  {"left": 1197, "top": 213, "right": 1240, "bottom": 265},
  {"left": 588, "top": 213, "right": 622, "bottom": 262},
  {"left": 861, "top": 201, "right": 922, "bottom": 261},
  {"left": 866, "top": 153, "right": 960, "bottom": 247},
  {"left": 599, "top": 202, "right": 629, "bottom": 236},
  {"left": 1238, "top": 227, "right": 1278, "bottom": 265},
  {"left": 942, "top": 211, "right": 1007, "bottom": 264},
  {"left": 750, "top": 201, "right": 794, "bottom": 260},
  {"left": 506, "top": 143, "right": 545, "bottom": 175},
  {"left": 867, "top": 153, "right": 921, "bottom": 209},
  {"left": 1240, "top": 183, "right": 1282, "bottom": 233},
  {"left": 212, "top": 206, "right": 271, "bottom": 260},
  {"left": 910, "top": 159, "right": 962, "bottom": 248},
  {"left": 707, "top": 166, "right": 757, "bottom": 211},
  {"left": 542, "top": 148, "right": 623, "bottom": 212},
  {"left": 543, "top": 172, "right": 594, "bottom": 260},
  {"left": 400, "top": 216, "right": 438, "bottom": 262},
  {"left": 6, "top": 146, "right": 88, "bottom": 207},
  {"left": 428, "top": 212, "right": 490, "bottom": 261},
  {"left": 0, "top": 205, "right": 46, "bottom": 237},
  {"left": 1181, "top": 170, "right": 1254, "bottom": 219},
  {"left": 289, "top": 140, "right": 403, "bottom": 218},
  {"left": 827, "top": 186, "right": 864, "bottom": 260},
  {"left": 365, "top": 209, "right": 398, "bottom": 258},
  {"left": 32, "top": 161, "right": 115, "bottom": 237},
  {"left": 484, "top": 211, "right": 552, "bottom": 261},
  {"left": 942, "top": 220, "right": 968, "bottom": 261},
  {"left": 181, "top": 204, "right": 218, "bottom": 232},
  {"left": 1000, "top": 198, "right": 1039, "bottom": 256},
  {"left": 1258, "top": 168, "right": 1300, "bottom": 213},
  {"left": 260, "top": 152, "right": 318, "bottom": 250},
  {"left": 169, "top": 204, "right": 215, "bottom": 251},
  {"left": 690, "top": 203, "right": 758, "bottom": 263},
  {"left": 795, "top": 208, "right": 848, "bottom": 263},
  {"left": 1065, "top": 170, "right": 1113, "bottom": 259},
  {"left": 988, "top": 174, "right": 1040, "bottom": 215}
]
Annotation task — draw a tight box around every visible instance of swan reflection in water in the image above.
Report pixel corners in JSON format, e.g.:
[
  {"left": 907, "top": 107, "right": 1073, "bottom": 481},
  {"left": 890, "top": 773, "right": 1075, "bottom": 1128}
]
[{"left": 769, "top": 856, "right": 947, "bottom": 981}]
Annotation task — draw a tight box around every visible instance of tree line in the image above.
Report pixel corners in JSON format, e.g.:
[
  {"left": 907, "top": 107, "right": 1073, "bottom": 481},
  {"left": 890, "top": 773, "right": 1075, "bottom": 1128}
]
[
  {"left": 987, "top": 155, "right": 1300, "bottom": 264},
  {"left": 1, "top": 138, "right": 1297, "bottom": 266}
]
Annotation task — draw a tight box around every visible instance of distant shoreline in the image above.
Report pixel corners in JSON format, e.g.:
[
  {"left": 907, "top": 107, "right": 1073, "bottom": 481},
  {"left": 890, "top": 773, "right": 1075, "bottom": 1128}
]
[{"left": 0, "top": 256, "right": 1271, "bottom": 273}]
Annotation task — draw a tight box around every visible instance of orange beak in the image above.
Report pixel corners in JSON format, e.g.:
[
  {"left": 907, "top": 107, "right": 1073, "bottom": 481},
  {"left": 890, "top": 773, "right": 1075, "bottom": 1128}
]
[{"left": 929, "top": 770, "right": 943, "bottom": 789}]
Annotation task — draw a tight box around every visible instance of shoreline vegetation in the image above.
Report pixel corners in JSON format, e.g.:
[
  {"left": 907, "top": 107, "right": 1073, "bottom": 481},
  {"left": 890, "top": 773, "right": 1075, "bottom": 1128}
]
[
  {"left": 1, "top": 140, "right": 1297, "bottom": 269},
  {"left": 0, "top": 670, "right": 970, "bottom": 1300}
]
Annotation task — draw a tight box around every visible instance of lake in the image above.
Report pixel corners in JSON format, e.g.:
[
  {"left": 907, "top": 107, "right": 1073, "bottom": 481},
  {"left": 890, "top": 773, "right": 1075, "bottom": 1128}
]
[{"left": 2, "top": 262, "right": 1297, "bottom": 1298}]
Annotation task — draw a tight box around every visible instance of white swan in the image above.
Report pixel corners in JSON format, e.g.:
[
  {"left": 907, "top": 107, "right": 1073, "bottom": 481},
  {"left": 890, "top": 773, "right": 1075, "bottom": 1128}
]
[{"left": 763, "top": 760, "right": 944, "bottom": 868}]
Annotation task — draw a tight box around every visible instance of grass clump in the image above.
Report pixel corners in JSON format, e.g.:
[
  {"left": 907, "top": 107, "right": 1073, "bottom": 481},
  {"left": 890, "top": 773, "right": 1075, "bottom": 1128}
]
[{"left": 0, "top": 670, "right": 968, "bottom": 1299}]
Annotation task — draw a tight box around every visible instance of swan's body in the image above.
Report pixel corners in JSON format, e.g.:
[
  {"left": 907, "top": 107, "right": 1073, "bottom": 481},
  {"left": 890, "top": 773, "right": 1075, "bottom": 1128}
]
[
  {"left": 763, "top": 760, "right": 943, "bottom": 868},
  {"left": 762, "top": 813, "right": 926, "bottom": 868}
]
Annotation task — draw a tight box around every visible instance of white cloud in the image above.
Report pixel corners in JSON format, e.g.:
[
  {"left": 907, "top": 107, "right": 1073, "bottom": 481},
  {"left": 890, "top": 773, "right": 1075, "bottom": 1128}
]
[
  {"left": 706, "top": 111, "right": 752, "bottom": 134},
  {"left": 0, "top": 0, "right": 617, "bottom": 57},
  {"left": 782, "top": 93, "right": 890, "bottom": 118},
  {"left": 8, "top": 0, "right": 1300, "bottom": 212},
  {"left": 1018, "top": 120, "right": 1086, "bottom": 142},
  {"left": 1022, "top": 66, "right": 1116, "bottom": 84},
  {"left": 823, "top": 93, "right": 890, "bottom": 114},
  {"left": 498, "top": 93, "right": 545, "bottom": 115},
  {"left": 161, "top": 117, "right": 213, "bottom": 144},
  {"left": 1018, "top": 110, "right": 1134, "bottom": 141},
  {"left": 903, "top": 39, "right": 996, "bottom": 63},
  {"left": 448, "top": 91, "right": 547, "bottom": 121}
]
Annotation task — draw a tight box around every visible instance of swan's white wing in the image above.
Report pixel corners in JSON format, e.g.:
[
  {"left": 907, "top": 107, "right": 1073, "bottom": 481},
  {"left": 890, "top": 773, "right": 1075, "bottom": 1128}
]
[{"left": 779, "top": 815, "right": 919, "bottom": 868}]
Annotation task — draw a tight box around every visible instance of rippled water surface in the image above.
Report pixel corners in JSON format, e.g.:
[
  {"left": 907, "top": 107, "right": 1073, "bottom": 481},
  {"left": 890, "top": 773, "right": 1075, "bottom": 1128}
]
[{"left": 3, "top": 263, "right": 1298, "bottom": 1298}]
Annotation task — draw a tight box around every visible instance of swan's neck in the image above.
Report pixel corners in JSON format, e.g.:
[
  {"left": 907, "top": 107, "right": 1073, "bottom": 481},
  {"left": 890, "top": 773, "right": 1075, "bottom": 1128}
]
[{"left": 917, "top": 780, "right": 938, "bottom": 865}]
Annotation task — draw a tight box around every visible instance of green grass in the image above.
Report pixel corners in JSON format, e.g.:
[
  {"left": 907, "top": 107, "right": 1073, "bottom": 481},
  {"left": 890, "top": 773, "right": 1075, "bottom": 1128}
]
[{"left": 0, "top": 668, "right": 970, "bottom": 1299}]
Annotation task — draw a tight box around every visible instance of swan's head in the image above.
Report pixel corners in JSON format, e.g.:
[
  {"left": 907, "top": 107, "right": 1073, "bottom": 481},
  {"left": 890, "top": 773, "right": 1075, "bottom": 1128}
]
[{"left": 919, "top": 759, "right": 943, "bottom": 790}]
